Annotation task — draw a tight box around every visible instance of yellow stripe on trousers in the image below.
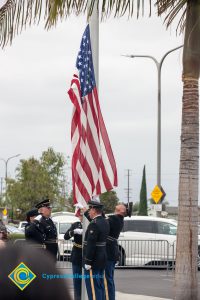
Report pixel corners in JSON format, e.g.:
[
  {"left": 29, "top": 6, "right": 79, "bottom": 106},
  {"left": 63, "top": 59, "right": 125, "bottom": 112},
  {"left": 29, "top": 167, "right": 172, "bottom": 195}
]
[
  {"left": 89, "top": 269, "right": 96, "bottom": 300},
  {"left": 104, "top": 275, "right": 109, "bottom": 300}
]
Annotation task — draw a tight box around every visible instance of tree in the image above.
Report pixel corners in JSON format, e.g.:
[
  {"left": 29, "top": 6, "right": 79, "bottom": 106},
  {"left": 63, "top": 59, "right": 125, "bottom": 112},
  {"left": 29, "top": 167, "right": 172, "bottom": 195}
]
[
  {"left": 1, "top": 1, "right": 200, "bottom": 299},
  {"left": 100, "top": 190, "right": 119, "bottom": 213},
  {"left": 65, "top": 191, "right": 74, "bottom": 212},
  {"left": 138, "top": 165, "right": 147, "bottom": 216},
  {"left": 65, "top": 190, "right": 119, "bottom": 213},
  {"left": 6, "top": 148, "right": 66, "bottom": 219},
  {"left": 132, "top": 201, "right": 139, "bottom": 214},
  {"left": 172, "top": 4, "right": 200, "bottom": 299}
]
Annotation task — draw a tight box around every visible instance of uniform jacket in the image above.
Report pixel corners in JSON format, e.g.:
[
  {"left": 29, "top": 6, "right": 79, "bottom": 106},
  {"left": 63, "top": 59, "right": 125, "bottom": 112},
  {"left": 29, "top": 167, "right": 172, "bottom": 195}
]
[
  {"left": 25, "top": 221, "right": 45, "bottom": 244},
  {"left": 106, "top": 214, "right": 124, "bottom": 261},
  {"left": 64, "top": 221, "right": 82, "bottom": 266},
  {"left": 83, "top": 215, "right": 110, "bottom": 269},
  {"left": 39, "top": 216, "right": 58, "bottom": 258},
  {"left": 40, "top": 216, "right": 57, "bottom": 241}
]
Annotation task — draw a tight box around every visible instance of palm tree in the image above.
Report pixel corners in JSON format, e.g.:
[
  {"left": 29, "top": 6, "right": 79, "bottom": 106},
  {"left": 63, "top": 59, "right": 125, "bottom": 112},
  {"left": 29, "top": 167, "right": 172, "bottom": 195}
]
[{"left": 0, "top": 1, "right": 200, "bottom": 299}]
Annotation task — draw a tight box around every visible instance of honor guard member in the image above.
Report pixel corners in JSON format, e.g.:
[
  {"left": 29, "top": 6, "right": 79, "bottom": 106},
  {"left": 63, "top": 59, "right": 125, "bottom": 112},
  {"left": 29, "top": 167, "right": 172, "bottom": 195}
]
[
  {"left": 25, "top": 209, "right": 46, "bottom": 247},
  {"left": 64, "top": 209, "right": 83, "bottom": 300},
  {"left": 0, "top": 221, "right": 7, "bottom": 249},
  {"left": 35, "top": 198, "right": 58, "bottom": 261},
  {"left": 83, "top": 200, "right": 110, "bottom": 300},
  {"left": 105, "top": 204, "right": 127, "bottom": 300}
]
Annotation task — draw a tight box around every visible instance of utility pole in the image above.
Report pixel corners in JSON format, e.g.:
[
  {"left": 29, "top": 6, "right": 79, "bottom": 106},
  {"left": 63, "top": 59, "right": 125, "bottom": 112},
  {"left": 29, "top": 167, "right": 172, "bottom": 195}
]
[
  {"left": 0, "top": 177, "right": 3, "bottom": 197},
  {"left": 0, "top": 154, "right": 21, "bottom": 206},
  {"left": 123, "top": 45, "right": 183, "bottom": 188},
  {"left": 125, "top": 169, "right": 132, "bottom": 204}
]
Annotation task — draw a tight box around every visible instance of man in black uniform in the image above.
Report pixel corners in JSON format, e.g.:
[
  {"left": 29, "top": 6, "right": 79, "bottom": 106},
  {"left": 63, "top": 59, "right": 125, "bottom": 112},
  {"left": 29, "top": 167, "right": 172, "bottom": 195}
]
[
  {"left": 83, "top": 200, "right": 110, "bottom": 300},
  {"left": 25, "top": 209, "right": 45, "bottom": 247},
  {"left": 64, "top": 212, "right": 83, "bottom": 300},
  {"left": 35, "top": 198, "right": 58, "bottom": 261},
  {"left": 105, "top": 204, "right": 127, "bottom": 300}
]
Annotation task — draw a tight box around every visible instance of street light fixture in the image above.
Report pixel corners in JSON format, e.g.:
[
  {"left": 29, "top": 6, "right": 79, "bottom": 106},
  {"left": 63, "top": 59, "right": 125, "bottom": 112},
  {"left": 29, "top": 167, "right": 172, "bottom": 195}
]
[
  {"left": 122, "top": 45, "right": 183, "bottom": 188},
  {"left": 0, "top": 154, "right": 21, "bottom": 206}
]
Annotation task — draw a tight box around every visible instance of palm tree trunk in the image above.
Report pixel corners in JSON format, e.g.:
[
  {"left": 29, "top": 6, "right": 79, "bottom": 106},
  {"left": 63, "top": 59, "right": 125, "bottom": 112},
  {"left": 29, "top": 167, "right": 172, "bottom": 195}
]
[
  {"left": 175, "top": 77, "right": 199, "bottom": 300},
  {"left": 175, "top": 2, "right": 200, "bottom": 299}
]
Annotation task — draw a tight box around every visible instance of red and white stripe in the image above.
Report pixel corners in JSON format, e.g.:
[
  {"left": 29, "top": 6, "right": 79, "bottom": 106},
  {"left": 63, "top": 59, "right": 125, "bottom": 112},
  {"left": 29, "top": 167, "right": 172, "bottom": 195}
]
[{"left": 68, "top": 74, "right": 118, "bottom": 207}]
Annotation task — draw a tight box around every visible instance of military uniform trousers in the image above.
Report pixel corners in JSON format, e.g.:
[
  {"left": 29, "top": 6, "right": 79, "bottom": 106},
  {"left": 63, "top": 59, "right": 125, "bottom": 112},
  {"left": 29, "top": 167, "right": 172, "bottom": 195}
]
[
  {"left": 72, "top": 264, "right": 82, "bottom": 300},
  {"left": 84, "top": 268, "right": 105, "bottom": 300},
  {"left": 105, "top": 260, "right": 116, "bottom": 300},
  {"left": 45, "top": 241, "right": 58, "bottom": 262}
]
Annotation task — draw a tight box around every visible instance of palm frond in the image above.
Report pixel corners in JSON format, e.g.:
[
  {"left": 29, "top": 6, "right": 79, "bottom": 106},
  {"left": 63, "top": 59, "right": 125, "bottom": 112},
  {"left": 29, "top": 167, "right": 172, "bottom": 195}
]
[
  {"left": 0, "top": 0, "right": 188, "bottom": 48},
  {"left": 156, "top": 0, "right": 188, "bottom": 33},
  {"left": 0, "top": 0, "right": 151, "bottom": 48},
  {"left": 0, "top": 0, "right": 15, "bottom": 47},
  {"left": 0, "top": 0, "right": 44, "bottom": 47},
  {"left": 99, "top": 0, "right": 151, "bottom": 19}
]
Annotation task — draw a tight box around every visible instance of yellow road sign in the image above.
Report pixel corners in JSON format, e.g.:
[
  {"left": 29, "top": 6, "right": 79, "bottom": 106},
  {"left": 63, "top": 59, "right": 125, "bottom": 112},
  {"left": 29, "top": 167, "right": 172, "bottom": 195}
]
[
  {"left": 2, "top": 208, "right": 7, "bottom": 216},
  {"left": 151, "top": 185, "right": 163, "bottom": 204}
]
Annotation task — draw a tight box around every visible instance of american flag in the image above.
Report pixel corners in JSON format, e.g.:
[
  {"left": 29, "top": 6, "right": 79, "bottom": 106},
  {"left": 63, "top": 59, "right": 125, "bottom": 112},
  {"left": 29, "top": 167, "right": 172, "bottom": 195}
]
[{"left": 68, "top": 24, "right": 118, "bottom": 207}]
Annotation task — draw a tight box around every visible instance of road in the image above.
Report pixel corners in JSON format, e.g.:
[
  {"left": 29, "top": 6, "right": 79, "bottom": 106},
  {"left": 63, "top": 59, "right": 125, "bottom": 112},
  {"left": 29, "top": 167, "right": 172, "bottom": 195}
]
[
  {"left": 57, "top": 264, "right": 200, "bottom": 299},
  {"left": 115, "top": 269, "right": 175, "bottom": 298}
]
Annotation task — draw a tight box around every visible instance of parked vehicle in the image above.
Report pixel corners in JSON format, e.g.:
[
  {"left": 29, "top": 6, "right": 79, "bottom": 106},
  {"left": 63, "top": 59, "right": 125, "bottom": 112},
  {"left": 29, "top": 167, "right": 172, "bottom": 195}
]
[
  {"left": 118, "top": 216, "right": 200, "bottom": 268},
  {"left": 18, "top": 221, "right": 28, "bottom": 232},
  {"left": 51, "top": 212, "right": 79, "bottom": 260},
  {"left": 6, "top": 225, "right": 24, "bottom": 235}
]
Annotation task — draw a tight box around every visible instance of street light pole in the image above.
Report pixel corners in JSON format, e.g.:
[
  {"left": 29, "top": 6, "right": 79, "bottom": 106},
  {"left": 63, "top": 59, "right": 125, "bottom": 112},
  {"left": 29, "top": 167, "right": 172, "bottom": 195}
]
[
  {"left": 0, "top": 154, "right": 21, "bottom": 206},
  {"left": 123, "top": 45, "right": 183, "bottom": 187}
]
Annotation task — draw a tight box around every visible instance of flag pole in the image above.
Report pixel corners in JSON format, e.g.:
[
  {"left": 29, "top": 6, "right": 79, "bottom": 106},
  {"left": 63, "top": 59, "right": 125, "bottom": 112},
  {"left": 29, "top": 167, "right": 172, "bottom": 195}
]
[
  {"left": 81, "top": 5, "right": 99, "bottom": 300},
  {"left": 88, "top": 1, "right": 99, "bottom": 89}
]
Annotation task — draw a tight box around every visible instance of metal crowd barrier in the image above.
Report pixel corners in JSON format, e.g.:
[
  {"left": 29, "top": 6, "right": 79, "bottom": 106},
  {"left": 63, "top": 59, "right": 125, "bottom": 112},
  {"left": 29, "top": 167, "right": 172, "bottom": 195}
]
[
  {"left": 117, "top": 239, "right": 175, "bottom": 270},
  {"left": 57, "top": 239, "right": 73, "bottom": 269},
  {"left": 57, "top": 239, "right": 176, "bottom": 270},
  {"left": 13, "top": 238, "right": 199, "bottom": 271}
]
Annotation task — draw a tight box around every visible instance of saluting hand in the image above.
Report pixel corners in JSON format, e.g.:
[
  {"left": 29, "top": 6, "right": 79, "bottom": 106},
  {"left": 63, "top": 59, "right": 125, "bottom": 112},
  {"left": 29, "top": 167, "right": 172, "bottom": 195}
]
[
  {"left": 74, "top": 228, "right": 83, "bottom": 235},
  {"left": 34, "top": 214, "right": 42, "bottom": 222}
]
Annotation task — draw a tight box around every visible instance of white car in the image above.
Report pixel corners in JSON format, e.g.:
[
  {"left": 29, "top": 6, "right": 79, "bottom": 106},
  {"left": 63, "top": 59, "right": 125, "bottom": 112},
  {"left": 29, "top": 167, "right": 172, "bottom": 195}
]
[
  {"left": 118, "top": 216, "right": 200, "bottom": 267},
  {"left": 18, "top": 221, "right": 28, "bottom": 232},
  {"left": 51, "top": 213, "right": 79, "bottom": 260},
  {"left": 6, "top": 225, "right": 24, "bottom": 235}
]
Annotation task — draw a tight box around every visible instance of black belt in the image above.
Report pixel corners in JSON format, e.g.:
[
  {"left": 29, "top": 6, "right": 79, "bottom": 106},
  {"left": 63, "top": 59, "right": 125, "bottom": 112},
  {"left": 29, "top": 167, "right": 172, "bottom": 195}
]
[
  {"left": 107, "top": 236, "right": 117, "bottom": 242},
  {"left": 84, "top": 241, "right": 106, "bottom": 247},
  {"left": 45, "top": 239, "right": 57, "bottom": 244}
]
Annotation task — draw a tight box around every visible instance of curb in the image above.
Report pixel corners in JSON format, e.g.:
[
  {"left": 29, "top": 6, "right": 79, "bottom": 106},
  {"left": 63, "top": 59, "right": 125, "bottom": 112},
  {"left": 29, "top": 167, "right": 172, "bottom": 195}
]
[{"left": 116, "top": 292, "right": 172, "bottom": 300}]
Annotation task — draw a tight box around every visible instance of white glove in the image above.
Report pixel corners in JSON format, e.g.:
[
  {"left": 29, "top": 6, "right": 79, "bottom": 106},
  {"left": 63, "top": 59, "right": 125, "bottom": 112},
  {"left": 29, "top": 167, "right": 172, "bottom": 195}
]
[
  {"left": 34, "top": 214, "right": 42, "bottom": 221},
  {"left": 84, "top": 264, "right": 91, "bottom": 270},
  {"left": 74, "top": 203, "right": 84, "bottom": 209},
  {"left": 74, "top": 228, "right": 83, "bottom": 235}
]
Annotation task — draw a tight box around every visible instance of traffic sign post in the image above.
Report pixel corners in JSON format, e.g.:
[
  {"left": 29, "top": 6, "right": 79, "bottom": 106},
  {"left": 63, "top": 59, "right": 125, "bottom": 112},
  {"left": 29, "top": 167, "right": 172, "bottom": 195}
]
[
  {"left": 151, "top": 185, "right": 166, "bottom": 217},
  {"left": 2, "top": 208, "right": 8, "bottom": 225},
  {"left": 151, "top": 185, "right": 164, "bottom": 204},
  {"left": 2, "top": 208, "right": 7, "bottom": 216}
]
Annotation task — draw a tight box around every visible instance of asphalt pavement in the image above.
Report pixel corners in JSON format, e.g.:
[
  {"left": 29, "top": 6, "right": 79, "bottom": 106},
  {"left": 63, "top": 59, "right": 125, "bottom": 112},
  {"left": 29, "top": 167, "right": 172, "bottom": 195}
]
[
  {"left": 57, "top": 265, "right": 200, "bottom": 300},
  {"left": 116, "top": 292, "right": 172, "bottom": 300}
]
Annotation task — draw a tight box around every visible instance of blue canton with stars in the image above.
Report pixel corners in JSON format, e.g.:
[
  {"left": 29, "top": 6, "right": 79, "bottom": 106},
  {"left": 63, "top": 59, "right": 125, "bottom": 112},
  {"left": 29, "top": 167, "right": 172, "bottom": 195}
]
[{"left": 76, "top": 24, "right": 96, "bottom": 98}]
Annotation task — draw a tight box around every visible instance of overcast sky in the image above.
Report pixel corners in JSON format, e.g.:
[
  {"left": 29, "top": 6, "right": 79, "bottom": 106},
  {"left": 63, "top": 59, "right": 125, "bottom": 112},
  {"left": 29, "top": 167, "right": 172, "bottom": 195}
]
[{"left": 0, "top": 4, "right": 187, "bottom": 206}]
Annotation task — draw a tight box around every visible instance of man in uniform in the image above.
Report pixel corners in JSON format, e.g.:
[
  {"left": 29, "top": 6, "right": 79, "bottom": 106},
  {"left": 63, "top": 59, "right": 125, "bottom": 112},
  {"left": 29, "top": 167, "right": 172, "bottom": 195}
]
[
  {"left": 83, "top": 200, "right": 110, "bottom": 300},
  {"left": 35, "top": 198, "right": 58, "bottom": 261},
  {"left": 64, "top": 211, "right": 83, "bottom": 300},
  {"left": 25, "top": 209, "right": 45, "bottom": 247},
  {"left": 105, "top": 204, "right": 127, "bottom": 300}
]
